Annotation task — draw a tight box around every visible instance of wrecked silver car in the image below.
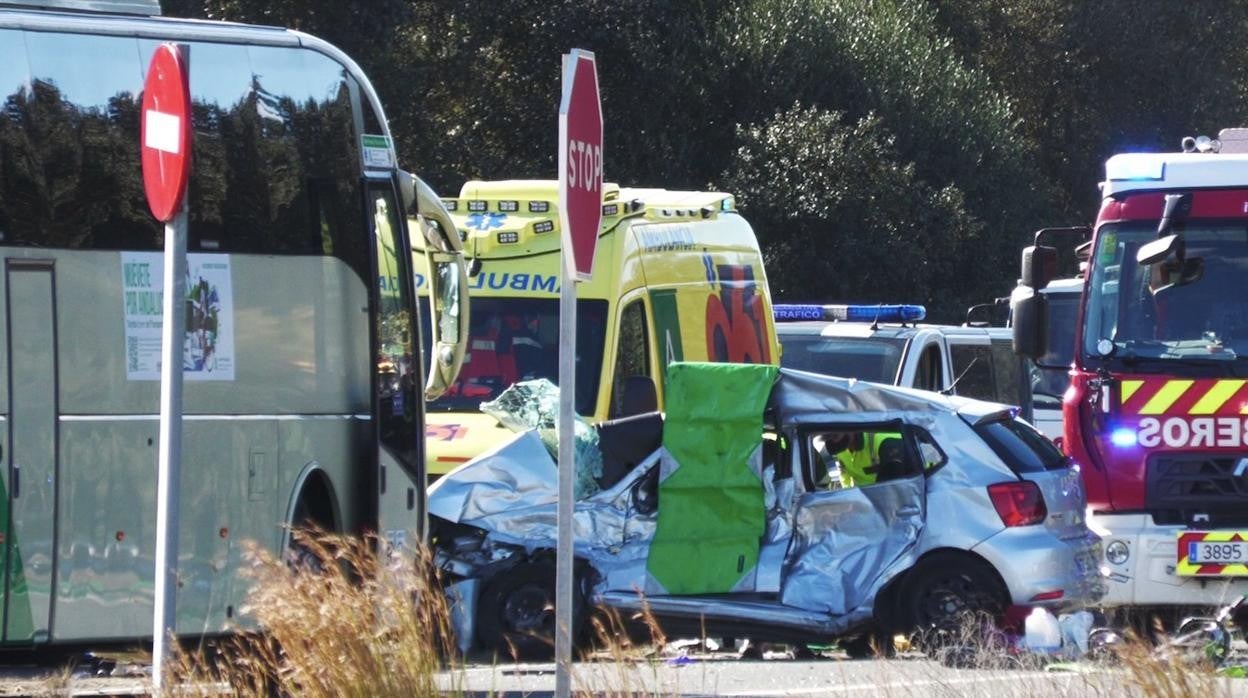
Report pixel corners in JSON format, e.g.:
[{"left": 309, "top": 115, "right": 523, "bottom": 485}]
[{"left": 429, "top": 363, "right": 1104, "bottom": 657}]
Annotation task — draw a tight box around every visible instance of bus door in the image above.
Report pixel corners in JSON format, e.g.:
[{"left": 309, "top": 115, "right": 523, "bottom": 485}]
[
  {"left": 3, "top": 260, "right": 57, "bottom": 643},
  {"left": 367, "top": 177, "right": 426, "bottom": 551}
]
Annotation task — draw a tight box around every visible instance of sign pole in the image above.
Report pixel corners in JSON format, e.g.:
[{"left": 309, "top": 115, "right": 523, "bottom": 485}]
[
  {"left": 140, "top": 42, "right": 192, "bottom": 691},
  {"left": 555, "top": 48, "right": 603, "bottom": 698},
  {"left": 152, "top": 205, "right": 187, "bottom": 690},
  {"left": 555, "top": 247, "right": 577, "bottom": 698}
]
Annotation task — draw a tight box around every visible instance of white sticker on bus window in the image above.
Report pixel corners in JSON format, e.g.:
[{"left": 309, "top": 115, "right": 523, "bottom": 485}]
[
  {"left": 121, "top": 252, "right": 236, "bottom": 381},
  {"left": 362, "top": 134, "right": 394, "bottom": 169}
]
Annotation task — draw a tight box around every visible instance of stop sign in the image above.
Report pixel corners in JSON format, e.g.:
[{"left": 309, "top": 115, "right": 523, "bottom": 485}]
[
  {"left": 141, "top": 43, "right": 192, "bottom": 223},
  {"left": 558, "top": 50, "right": 603, "bottom": 280}
]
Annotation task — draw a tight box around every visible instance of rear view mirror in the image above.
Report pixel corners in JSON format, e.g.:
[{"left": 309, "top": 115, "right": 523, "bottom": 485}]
[
  {"left": 1020, "top": 245, "right": 1058, "bottom": 289},
  {"left": 1011, "top": 286, "right": 1048, "bottom": 359}
]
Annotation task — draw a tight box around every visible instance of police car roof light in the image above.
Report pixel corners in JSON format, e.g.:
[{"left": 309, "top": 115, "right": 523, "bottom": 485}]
[{"left": 773, "top": 304, "right": 926, "bottom": 324}]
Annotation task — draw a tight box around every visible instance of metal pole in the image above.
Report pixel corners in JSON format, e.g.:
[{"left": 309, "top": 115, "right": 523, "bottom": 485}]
[
  {"left": 555, "top": 252, "right": 577, "bottom": 698},
  {"left": 152, "top": 206, "right": 187, "bottom": 691}
]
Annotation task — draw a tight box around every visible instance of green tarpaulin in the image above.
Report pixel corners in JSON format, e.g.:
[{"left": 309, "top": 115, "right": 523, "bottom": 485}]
[{"left": 647, "top": 362, "right": 778, "bottom": 594}]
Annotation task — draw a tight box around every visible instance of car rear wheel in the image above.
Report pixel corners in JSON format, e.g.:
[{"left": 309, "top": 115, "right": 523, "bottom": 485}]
[{"left": 899, "top": 552, "right": 1007, "bottom": 646}]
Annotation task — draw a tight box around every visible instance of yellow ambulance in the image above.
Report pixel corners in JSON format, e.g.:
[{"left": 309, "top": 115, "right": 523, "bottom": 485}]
[{"left": 412, "top": 179, "right": 780, "bottom": 479}]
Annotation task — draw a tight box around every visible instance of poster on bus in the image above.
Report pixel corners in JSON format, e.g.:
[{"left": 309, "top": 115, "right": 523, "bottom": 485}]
[{"left": 122, "top": 251, "right": 236, "bottom": 381}]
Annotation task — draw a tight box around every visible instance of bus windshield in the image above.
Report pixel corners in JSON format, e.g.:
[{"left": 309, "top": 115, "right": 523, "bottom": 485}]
[
  {"left": 1084, "top": 223, "right": 1248, "bottom": 372},
  {"left": 778, "top": 335, "right": 906, "bottom": 384},
  {"left": 421, "top": 297, "right": 608, "bottom": 414}
]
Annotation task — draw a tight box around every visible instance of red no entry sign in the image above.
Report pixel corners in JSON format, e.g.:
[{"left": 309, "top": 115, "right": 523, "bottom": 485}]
[
  {"left": 141, "top": 43, "right": 191, "bottom": 223},
  {"left": 558, "top": 50, "right": 603, "bottom": 280}
]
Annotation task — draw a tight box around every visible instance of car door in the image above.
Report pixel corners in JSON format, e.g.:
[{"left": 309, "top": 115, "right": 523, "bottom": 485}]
[{"left": 778, "top": 423, "right": 926, "bottom": 615}]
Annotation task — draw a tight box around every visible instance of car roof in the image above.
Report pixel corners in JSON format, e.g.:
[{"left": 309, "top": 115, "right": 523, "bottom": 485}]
[{"left": 775, "top": 321, "right": 1011, "bottom": 341}]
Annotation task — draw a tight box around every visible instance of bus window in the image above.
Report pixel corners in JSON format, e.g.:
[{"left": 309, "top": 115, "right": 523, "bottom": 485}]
[
  {"left": 610, "top": 299, "right": 652, "bottom": 418},
  {"left": 7, "top": 31, "right": 159, "bottom": 250}
]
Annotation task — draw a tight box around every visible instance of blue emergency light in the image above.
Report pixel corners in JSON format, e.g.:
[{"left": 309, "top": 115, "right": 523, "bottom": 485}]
[
  {"left": 773, "top": 304, "right": 927, "bottom": 323},
  {"left": 1105, "top": 154, "right": 1165, "bottom": 182}
]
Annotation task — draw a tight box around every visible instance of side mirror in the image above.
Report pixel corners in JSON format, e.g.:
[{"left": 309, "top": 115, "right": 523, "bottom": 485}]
[
  {"left": 406, "top": 174, "right": 470, "bottom": 402},
  {"left": 1137, "top": 233, "right": 1181, "bottom": 266},
  {"left": 1021, "top": 245, "right": 1058, "bottom": 289},
  {"left": 1011, "top": 285, "right": 1048, "bottom": 359},
  {"left": 422, "top": 252, "right": 470, "bottom": 402}
]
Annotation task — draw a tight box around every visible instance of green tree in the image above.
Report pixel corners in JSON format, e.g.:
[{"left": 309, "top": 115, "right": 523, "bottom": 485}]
[{"left": 721, "top": 105, "right": 984, "bottom": 319}]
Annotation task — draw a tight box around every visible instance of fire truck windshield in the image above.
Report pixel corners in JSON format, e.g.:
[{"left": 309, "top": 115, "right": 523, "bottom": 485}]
[{"left": 1083, "top": 223, "right": 1248, "bottom": 373}]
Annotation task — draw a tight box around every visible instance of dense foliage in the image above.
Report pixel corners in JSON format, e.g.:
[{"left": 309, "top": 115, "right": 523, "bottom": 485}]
[{"left": 166, "top": 0, "right": 1248, "bottom": 321}]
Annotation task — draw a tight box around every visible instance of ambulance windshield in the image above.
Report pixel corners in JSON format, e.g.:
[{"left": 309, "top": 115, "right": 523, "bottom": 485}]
[
  {"left": 1083, "top": 223, "right": 1248, "bottom": 372},
  {"left": 778, "top": 335, "right": 907, "bottom": 384},
  {"left": 420, "top": 298, "right": 608, "bottom": 413}
]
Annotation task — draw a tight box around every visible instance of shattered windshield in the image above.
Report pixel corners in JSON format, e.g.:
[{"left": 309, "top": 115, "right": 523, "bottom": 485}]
[
  {"left": 778, "top": 334, "right": 907, "bottom": 384},
  {"left": 1083, "top": 223, "right": 1248, "bottom": 373},
  {"left": 420, "top": 297, "right": 608, "bottom": 414}
]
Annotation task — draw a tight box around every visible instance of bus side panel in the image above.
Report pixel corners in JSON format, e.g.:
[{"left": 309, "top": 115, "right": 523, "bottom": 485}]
[
  {"left": 4, "top": 265, "right": 56, "bottom": 644},
  {"left": 56, "top": 420, "right": 155, "bottom": 642},
  {"left": 57, "top": 254, "right": 369, "bottom": 418},
  {"left": 56, "top": 420, "right": 280, "bottom": 642},
  {"left": 275, "top": 418, "right": 367, "bottom": 543}
]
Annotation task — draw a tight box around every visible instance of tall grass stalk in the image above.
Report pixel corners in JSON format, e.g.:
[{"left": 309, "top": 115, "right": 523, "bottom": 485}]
[{"left": 163, "top": 529, "right": 460, "bottom": 698}]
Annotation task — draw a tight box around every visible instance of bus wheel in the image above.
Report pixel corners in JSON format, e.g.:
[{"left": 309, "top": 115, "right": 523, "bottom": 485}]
[
  {"left": 476, "top": 559, "right": 584, "bottom": 660},
  {"left": 287, "top": 493, "right": 334, "bottom": 572}
]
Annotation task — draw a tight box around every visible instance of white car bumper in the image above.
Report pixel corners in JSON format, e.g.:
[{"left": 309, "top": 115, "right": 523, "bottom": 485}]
[{"left": 1093, "top": 511, "right": 1248, "bottom": 608}]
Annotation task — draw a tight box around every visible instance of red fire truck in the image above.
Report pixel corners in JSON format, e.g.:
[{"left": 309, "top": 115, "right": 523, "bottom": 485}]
[{"left": 1013, "top": 136, "right": 1248, "bottom": 610}]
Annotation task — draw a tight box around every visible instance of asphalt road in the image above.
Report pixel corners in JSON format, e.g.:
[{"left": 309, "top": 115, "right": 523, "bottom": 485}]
[
  {"left": 440, "top": 653, "right": 1248, "bottom": 697},
  {"left": 6, "top": 647, "right": 1248, "bottom": 696}
]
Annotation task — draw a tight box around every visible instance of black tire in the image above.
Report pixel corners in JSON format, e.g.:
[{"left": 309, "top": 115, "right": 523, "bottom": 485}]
[
  {"left": 899, "top": 552, "right": 1008, "bottom": 648},
  {"left": 839, "top": 627, "right": 895, "bottom": 659},
  {"left": 476, "top": 559, "right": 585, "bottom": 660}
]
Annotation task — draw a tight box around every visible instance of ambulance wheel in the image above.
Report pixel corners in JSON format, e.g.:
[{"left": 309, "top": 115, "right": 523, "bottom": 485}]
[
  {"left": 476, "top": 559, "right": 586, "bottom": 660},
  {"left": 900, "top": 552, "right": 1007, "bottom": 647}
]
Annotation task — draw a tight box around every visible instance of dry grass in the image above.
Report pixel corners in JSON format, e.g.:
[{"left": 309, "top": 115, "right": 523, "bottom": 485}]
[
  {"left": 161, "top": 529, "right": 460, "bottom": 698},
  {"left": 23, "top": 536, "right": 1248, "bottom": 697}
]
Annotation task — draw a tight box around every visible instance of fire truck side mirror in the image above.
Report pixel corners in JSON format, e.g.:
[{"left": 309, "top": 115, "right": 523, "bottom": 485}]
[
  {"left": 1011, "top": 285, "right": 1048, "bottom": 359},
  {"left": 1136, "top": 233, "right": 1180, "bottom": 266},
  {"left": 1020, "top": 244, "right": 1058, "bottom": 289}
]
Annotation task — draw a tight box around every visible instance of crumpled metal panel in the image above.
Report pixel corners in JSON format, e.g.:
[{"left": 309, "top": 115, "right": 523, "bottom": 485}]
[
  {"left": 429, "top": 432, "right": 660, "bottom": 586},
  {"left": 780, "top": 475, "right": 924, "bottom": 614},
  {"left": 427, "top": 430, "right": 557, "bottom": 525},
  {"left": 599, "top": 590, "right": 873, "bottom": 637},
  {"left": 757, "top": 468, "right": 796, "bottom": 593},
  {"left": 770, "top": 369, "right": 953, "bottom": 424}
]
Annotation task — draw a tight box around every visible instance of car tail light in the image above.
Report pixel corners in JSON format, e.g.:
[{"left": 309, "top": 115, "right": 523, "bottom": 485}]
[{"left": 988, "top": 481, "right": 1047, "bottom": 527}]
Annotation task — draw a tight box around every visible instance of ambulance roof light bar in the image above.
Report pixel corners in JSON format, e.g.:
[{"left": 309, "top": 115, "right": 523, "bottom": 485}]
[{"left": 773, "top": 304, "right": 927, "bottom": 325}]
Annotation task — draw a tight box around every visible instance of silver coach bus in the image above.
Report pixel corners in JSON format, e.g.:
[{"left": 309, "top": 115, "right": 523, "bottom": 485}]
[{"left": 0, "top": 0, "right": 465, "bottom": 646}]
